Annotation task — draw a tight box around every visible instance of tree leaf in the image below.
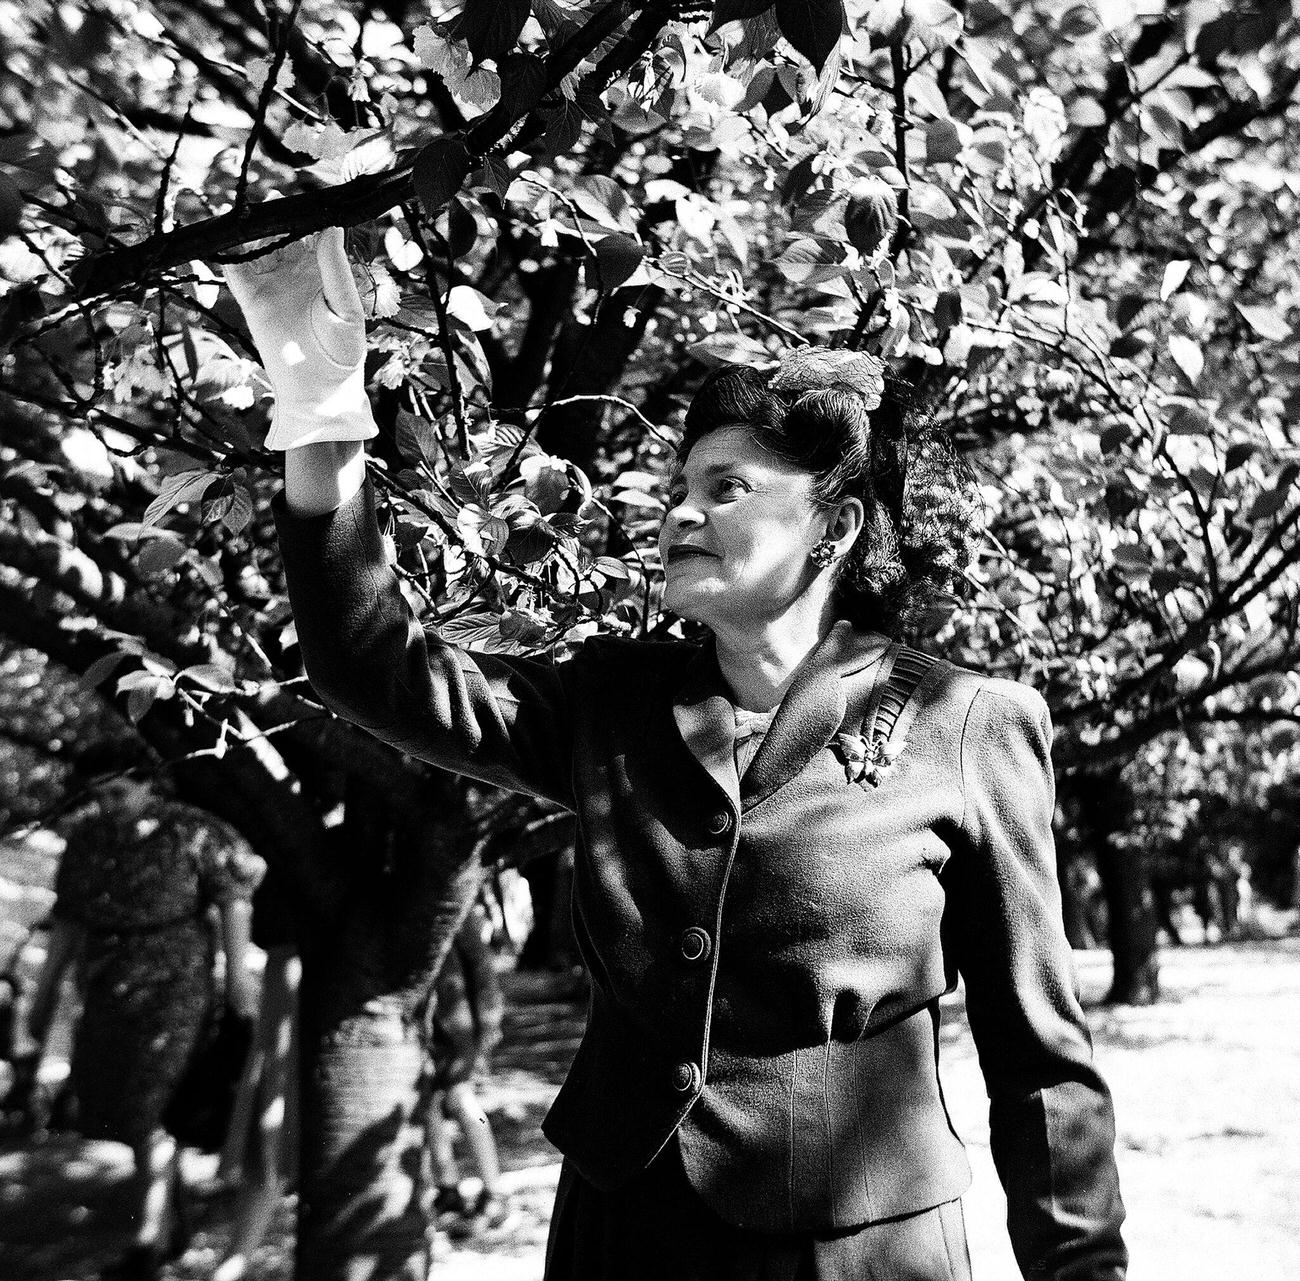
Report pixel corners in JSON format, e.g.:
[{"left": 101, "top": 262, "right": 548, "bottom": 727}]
[
  {"left": 926, "top": 118, "right": 963, "bottom": 164},
  {"left": 413, "top": 137, "right": 472, "bottom": 217},
  {"left": 449, "top": 462, "right": 493, "bottom": 506},
  {"left": 1109, "top": 331, "right": 1148, "bottom": 359},
  {"left": 117, "top": 671, "right": 175, "bottom": 723},
  {"left": 0, "top": 172, "right": 24, "bottom": 239},
  {"left": 593, "top": 556, "right": 633, "bottom": 581},
  {"left": 143, "top": 469, "right": 218, "bottom": 527},
  {"left": 531, "top": 0, "right": 581, "bottom": 39},
  {"left": 774, "top": 0, "right": 843, "bottom": 72},
  {"left": 476, "top": 156, "right": 513, "bottom": 202},
  {"left": 1247, "top": 465, "right": 1300, "bottom": 522},
  {"left": 436, "top": 611, "right": 514, "bottom": 653},
  {"left": 542, "top": 96, "right": 591, "bottom": 152},
  {"left": 385, "top": 226, "right": 424, "bottom": 273},
  {"left": 1167, "top": 333, "right": 1204, "bottom": 384},
  {"left": 689, "top": 331, "right": 771, "bottom": 367},
  {"left": 396, "top": 409, "right": 441, "bottom": 465},
  {"left": 1066, "top": 95, "right": 1107, "bottom": 127},
  {"left": 447, "top": 285, "right": 498, "bottom": 331},
  {"left": 1166, "top": 403, "right": 1213, "bottom": 437},
  {"left": 1224, "top": 442, "right": 1256, "bottom": 472},
  {"left": 450, "top": 0, "right": 530, "bottom": 64},
  {"left": 180, "top": 662, "right": 238, "bottom": 693},
  {"left": 136, "top": 536, "right": 186, "bottom": 576},
  {"left": 902, "top": 0, "right": 964, "bottom": 53},
  {"left": 1116, "top": 293, "right": 1149, "bottom": 331},
  {"left": 775, "top": 236, "right": 847, "bottom": 284},
  {"left": 498, "top": 51, "right": 549, "bottom": 113},
  {"left": 934, "top": 289, "right": 962, "bottom": 330},
  {"left": 796, "top": 37, "right": 843, "bottom": 117},
  {"left": 570, "top": 175, "right": 636, "bottom": 232},
  {"left": 220, "top": 485, "right": 254, "bottom": 535},
  {"left": 80, "top": 650, "right": 130, "bottom": 691},
  {"left": 1160, "top": 259, "right": 1191, "bottom": 301},
  {"left": 1236, "top": 302, "right": 1292, "bottom": 342},
  {"left": 591, "top": 234, "right": 644, "bottom": 292},
  {"left": 126, "top": 686, "right": 157, "bottom": 724},
  {"left": 504, "top": 516, "right": 557, "bottom": 565}
]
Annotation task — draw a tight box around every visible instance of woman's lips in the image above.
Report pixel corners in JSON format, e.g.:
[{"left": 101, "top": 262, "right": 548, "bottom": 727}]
[{"left": 665, "top": 545, "right": 717, "bottom": 564}]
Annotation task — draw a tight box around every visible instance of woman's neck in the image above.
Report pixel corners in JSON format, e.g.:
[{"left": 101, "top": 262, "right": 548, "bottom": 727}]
[{"left": 711, "top": 596, "right": 838, "bottom": 712}]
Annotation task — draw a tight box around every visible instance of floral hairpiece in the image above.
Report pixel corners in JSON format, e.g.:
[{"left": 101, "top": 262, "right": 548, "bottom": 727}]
[{"left": 767, "top": 348, "right": 887, "bottom": 412}]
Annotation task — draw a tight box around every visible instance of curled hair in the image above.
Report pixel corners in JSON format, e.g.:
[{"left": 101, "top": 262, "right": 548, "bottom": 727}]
[{"left": 680, "top": 351, "right": 977, "bottom": 634}]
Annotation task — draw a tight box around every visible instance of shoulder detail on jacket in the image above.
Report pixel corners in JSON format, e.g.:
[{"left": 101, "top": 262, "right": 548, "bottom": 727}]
[
  {"left": 920, "top": 658, "right": 1049, "bottom": 721},
  {"left": 968, "top": 674, "right": 1051, "bottom": 730},
  {"left": 953, "top": 674, "right": 1054, "bottom": 837}
]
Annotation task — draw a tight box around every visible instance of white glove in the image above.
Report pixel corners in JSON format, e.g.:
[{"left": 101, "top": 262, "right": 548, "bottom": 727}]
[{"left": 224, "top": 227, "right": 378, "bottom": 450}]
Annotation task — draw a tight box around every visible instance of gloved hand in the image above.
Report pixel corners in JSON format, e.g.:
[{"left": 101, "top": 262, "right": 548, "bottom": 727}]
[{"left": 224, "top": 227, "right": 378, "bottom": 450}]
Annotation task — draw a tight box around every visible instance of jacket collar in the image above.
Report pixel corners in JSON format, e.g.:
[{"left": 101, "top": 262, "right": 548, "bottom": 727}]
[{"left": 671, "top": 621, "right": 892, "bottom": 813}]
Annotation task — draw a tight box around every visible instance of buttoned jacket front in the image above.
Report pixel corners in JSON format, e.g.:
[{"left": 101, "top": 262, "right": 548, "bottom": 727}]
[{"left": 275, "top": 481, "right": 1126, "bottom": 1281}]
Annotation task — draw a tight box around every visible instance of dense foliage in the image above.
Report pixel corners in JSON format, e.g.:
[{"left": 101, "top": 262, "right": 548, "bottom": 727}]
[{"left": 3, "top": 0, "right": 1300, "bottom": 1056}]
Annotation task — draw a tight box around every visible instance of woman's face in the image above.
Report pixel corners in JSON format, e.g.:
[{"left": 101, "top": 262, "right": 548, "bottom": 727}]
[
  {"left": 659, "top": 426, "right": 824, "bottom": 631},
  {"left": 95, "top": 776, "right": 151, "bottom": 821}
]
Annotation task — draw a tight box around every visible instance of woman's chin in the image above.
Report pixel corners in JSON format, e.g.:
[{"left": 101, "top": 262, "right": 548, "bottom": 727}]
[{"left": 663, "top": 585, "right": 714, "bottom": 626}]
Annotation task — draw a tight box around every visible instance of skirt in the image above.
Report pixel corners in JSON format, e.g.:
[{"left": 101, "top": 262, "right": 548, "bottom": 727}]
[
  {"left": 72, "top": 923, "right": 212, "bottom": 1148},
  {"left": 544, "top": 1142, "right": 973, "bottom": 1281}
]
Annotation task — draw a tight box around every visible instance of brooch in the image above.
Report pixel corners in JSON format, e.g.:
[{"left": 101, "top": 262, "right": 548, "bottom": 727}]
[{"left": 833, "top": 732, "right": 906, "bottom": 789}]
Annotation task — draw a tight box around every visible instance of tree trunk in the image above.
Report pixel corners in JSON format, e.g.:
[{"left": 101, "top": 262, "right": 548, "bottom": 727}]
[
  {"left": 297, "top": 991, "right": 429, "bottom": 1281},
  {"left": 294, "top": 781, "right": 486, "bottom": 1281},
  {"left": 1071, "top": 770, "right": 1161, "bottom": 1004},
  {"left": 1094, "top": 838, "right": 1160, "bottom": 1004}
]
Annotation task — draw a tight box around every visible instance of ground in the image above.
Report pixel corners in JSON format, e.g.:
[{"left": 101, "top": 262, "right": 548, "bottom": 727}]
[{"left": 2, "top": 940, "right": 1299, "bottom": 1281}]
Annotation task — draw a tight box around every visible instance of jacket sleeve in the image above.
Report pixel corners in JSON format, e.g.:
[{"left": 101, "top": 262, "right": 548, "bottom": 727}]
[
  {"left": 273, "top": 477, "right": 577, "bottom": 808},
  {"left": 942, "top": 679, "right": 1127, "bottom": 1281}
]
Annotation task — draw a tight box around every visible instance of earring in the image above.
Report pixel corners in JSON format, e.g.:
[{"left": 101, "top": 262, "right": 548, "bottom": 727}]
[{"left": 810, "top": 539, "right": 839, "bottom": 569}]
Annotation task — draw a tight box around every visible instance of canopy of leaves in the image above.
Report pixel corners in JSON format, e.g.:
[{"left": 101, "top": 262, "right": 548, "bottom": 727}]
[{"left": 3, "top": 0, "right": 1300, "bottom": 846}]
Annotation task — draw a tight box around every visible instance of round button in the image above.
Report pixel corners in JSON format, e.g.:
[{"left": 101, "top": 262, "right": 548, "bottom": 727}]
[
  {"left": 706, "top": 810, "right": 733, "bottom": 836},
  {"left": 671, "top": 1060, "right": 702, "bottom": 1094},
  {"left": 679, "top": 926, "right": 711, "bottom": 964}
]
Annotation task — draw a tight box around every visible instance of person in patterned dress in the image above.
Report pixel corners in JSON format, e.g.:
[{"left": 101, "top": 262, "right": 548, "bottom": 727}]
[{"left": 26, "top": 751, "right": 264, "bottom": 1280}]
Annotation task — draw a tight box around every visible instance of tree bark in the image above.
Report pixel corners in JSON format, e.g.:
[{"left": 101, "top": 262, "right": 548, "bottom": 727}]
[
  {"left": 1070, "top": 769, "right": 1161, "bottom": 1005},
  {"left": 294, "top": 781, "right": 487, "bottom": 1281},
  {"left": 1095, "top": 839, "right": 1160, "bottom": 1005},
  {"left": 296, "top": 996, "right": 429, "bottom": 1281}
]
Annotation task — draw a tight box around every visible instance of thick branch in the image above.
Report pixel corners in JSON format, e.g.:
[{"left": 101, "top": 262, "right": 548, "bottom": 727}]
[{"left": 77, "top": 0, "right": 649, "bottom": 298}]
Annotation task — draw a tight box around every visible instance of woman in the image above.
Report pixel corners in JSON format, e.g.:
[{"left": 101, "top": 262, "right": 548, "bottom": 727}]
[
  {"left": 422, "top": 901, "right": 509, "bottom": 1240},
  {"left": 26, "top": 751, "right": 263, "bottom": 1280},
  {"left": 226, "top": 231, "right": 1126, "bottom": 1280}
]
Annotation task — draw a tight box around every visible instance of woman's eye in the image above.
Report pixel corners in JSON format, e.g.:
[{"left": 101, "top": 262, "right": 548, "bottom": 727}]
[{"left": 716, "top": 476, "right": 747, "bottom": 498}]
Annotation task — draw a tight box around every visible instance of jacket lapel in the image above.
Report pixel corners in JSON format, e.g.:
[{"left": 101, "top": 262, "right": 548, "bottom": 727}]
[
  {"left": 739, "top": 623, "right": 891, "bottom": 810},
  {"left": 671, "top": 645, "right": 741, "bottom": 810}
]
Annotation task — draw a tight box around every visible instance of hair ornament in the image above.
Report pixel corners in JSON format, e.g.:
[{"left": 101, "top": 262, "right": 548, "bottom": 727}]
[{"left": 767, "top": 348, "right": 887, "bottom": 412}]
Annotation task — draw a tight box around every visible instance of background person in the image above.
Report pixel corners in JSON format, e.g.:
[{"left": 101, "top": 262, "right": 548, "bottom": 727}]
[
  {"left": 224, "top": 230, "right": 1126, "bottom": 1280},
  {"left": 422, "top": 900, "right": 508, "bottom": 1241},
  {"left": 23, "top": 748, "right": 263, "bottom": 1281}
]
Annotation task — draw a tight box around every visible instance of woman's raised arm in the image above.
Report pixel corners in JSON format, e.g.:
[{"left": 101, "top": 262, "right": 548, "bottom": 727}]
[
  {"left": 221, "top": 230, "right": 581, "bottom": 809},
  {"left": 284, "top": 440, "right": 367, "bottom": 517}
]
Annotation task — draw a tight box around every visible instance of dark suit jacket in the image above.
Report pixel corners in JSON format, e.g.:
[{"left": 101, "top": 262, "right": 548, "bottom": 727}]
[{"left": 275, "top": 480, "right": 1126, "bottom": 1279}]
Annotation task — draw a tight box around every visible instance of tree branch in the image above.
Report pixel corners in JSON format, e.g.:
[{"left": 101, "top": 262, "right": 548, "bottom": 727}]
[{"left": 76, "top": 0, "right": 649, "bottom": 298}]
